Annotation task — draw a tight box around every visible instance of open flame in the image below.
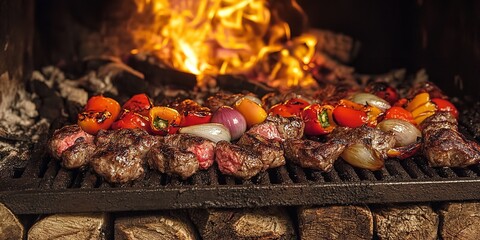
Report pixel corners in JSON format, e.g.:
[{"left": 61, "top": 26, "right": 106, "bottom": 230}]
[{"left": 130, "top": 0, "right": 317, "bottom": 88}]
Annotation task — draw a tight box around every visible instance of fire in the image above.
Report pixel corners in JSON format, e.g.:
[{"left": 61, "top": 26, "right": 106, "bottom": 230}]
[{"left": 130, "top": 0, "right": 317, "bottom": 87}]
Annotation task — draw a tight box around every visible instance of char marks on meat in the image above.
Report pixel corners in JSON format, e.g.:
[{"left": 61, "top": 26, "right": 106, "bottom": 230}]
[
  {"left": 146, "top": 144, "right": 199, "bottom": 179},
  {"left": 215, "top": 140, "right": 263, "bottom": 179},
  {"left": 90, "top": 129, "right": 160, "bottom": 183},
  {"left": 330, "top": 125, "right": 396, "bottom": 158},
  {"left": 237, "top": 133, "right": 285, "bottom": 170},
  {"left": 284, "top": 139, "right": 346, "bottom": 171},
  {"left": 247, "top": 116, "right": 304, "bottom": 141},
  {"left": 421, "top": 112, "right": 480, "bottom": 167},
  {"left": 164, "top": 134, "right": 215, "bottom": 169},
  {"left": 48, "top": 124, "right": 94, "bottom": 160},
  {"left": 204, "top": 92, "right": 245, "bottom": 112},
  {"left": 61, "top": 140, "right": 96, "bottom": 169}
]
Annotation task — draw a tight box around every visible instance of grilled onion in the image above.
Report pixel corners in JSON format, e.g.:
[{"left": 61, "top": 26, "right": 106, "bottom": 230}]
[
  {"left": 341, "top": 143, "right": 384, "bottom": 170},
  {"left": 211, "top": 106, "right": 246, "bottom": 140},
  {"left": 377, "top": 119, "right": 421, "bottom": 147},
  {"left": 350, "top": 93, "right": 391, "bottom": 111},
  {"left": 179, "top": 123, "right": 231, "bottom": 143}
]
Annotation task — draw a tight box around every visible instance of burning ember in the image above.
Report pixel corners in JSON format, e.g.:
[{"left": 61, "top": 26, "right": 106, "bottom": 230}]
[{"left": 129, "top": 0, "right": 317, "bottom": 88}]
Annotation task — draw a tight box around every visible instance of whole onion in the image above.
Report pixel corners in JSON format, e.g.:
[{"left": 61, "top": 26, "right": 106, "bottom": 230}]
[
  {"left": 341, "top": 143, "right": 384, "bottom": 170},
  {"left": 179, "top": 123, "right": 231, "bottom": 143},
  {"left": 377, "top": 119, "right": 421, "bottom": 147},
  {"left": 211, "top": 106, "right": 247, "bottom": 140}
]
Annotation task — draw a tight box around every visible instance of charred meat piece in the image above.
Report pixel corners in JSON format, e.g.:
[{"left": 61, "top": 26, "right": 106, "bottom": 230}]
[
  {"left": 247, "top": 116, "right": 304, "bottom": 141},
  {"left": 48, "top": 124, "right": 94, "bottom": 160},
  {"left": 61, "top": 140, "right": 96, "bottom": 169},
  {"left": 90, "top": 129, "right": 160, "bottom": 183},
  {"left": 421, "top": 112, "right": 480, "bottom": 167},
  {"left": 204, "top": 92, "right": 244, "bottom": 112},
  {"left": 284, "top": 139, "right": 346, "bottom": 171},
  {"left": 164, "top": 134, "right": 215, "bottom": 169},
  {"left": 146, "top": 144, "right": 199, "bottom": 179},
  {"left": 330, "top": 126, "right": 396, "bottom": 158},
  {"left": 237, "top": 133, "right": 285, "bottom": 170},
  {"left": 215, "top": 140, "right": 263, "bottom": 179}
]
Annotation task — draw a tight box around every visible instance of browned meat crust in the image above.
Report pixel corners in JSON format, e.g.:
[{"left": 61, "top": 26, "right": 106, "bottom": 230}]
[{"left": 283, "top": 139, "right": 346, "bottom": 171}]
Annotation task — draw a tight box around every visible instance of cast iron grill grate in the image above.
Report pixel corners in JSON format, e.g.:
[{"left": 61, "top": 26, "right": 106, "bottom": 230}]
[{"left": 0, "top": 104, "right": 480, "bottom": 214}]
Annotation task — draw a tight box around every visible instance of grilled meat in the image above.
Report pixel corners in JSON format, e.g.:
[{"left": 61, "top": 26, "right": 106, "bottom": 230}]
[
  {"left": 215, "top": 140, "right": 263, "bottom": 179},
  {"left": 204, "top": 92, "right": 245, "bottom": 112},
  {"left": 237, "top": 133, "right": 285, "bottom": 170},
  {"left": 421, "top": 112, "right": 480, "bottom": 167},
  {"left": 284, "top": 139, "right": 346, "bottom": 171},
  {"left": 146, "top": 144, "right": 199, "bottom": 179},
  {"left": 330, "top": 125, "right": 396, "bottom": 158},
  {"left": 164, "top": 134, "right": 215, "bottom": 169},
  {"left": 247, "top": 116, "right": 304, "bottom": 141},
  {"left": 90, "top": 129, "right": 160, "bottom": 183},
  {"left": 61, "top": 140, "right": 96, "bottom": 169},
  {"left": 48, "top": 124, "right": 94, "bottom": 160}
]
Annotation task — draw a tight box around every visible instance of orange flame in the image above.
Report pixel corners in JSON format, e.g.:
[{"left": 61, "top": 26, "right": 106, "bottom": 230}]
[{"left": 131, "top": 0, "right": 317, "bottom": 87}]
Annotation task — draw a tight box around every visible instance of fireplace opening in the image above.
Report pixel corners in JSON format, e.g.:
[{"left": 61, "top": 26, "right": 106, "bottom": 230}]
[{"left": 1, "top": 0, "right": 480, "bottom": 214}]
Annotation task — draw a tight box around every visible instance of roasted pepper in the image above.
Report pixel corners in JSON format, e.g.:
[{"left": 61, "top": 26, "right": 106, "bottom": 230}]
[
  {"left": 303, "top": 104, "right": 336, "bottom": 135},
  {"left": 172, "top": 99, "right": 212, "bottom": 127},
  {"left": 384, "top": 106, "right": 416, "bottom": 125},
  {"left": 122, "top": 93, "right": 153, "bottom": 116},
  {"left": 77, "top": 95, "right": 121, "bottom": 135},
  {"left": 234, "top": 97, "right": 267, "bottom": 127},
  {"left": 406, "top": 93, "right": 437, "bottom": 124},
  {"left": 269, "top": 98, "right": 310, "bottom": 117},
  {"left": 432, "top": 98, "right": 458, "bottom": 119},
  {"left": 365, "top": 81, "right": 399, "bottom": 105},
  {"left": 111, "top": 111, "right": 151, "bottom": 133},
  {"left": 149, "top": 106, "right": 181, "bottom": 135},
  {"left": 333, "top": 100, "right": 368, "bottom": 128},
  {"left": 365, "top": 105, "right": 383, "bottom": 127}
]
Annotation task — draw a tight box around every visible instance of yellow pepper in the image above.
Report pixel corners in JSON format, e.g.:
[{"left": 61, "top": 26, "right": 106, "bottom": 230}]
[
  {"left": 234, "top": 98, "right": 267, "bottom": 127},
  {"left": 406, "top": 93, "right": 438, "bottom": 124}
]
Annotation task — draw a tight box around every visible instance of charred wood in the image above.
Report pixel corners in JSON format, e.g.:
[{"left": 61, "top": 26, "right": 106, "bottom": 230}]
[
  {"left": 189, "top": 208, "right": 295, "bottom": 240},
  {"left": 297, "top": 205, "right": 373, "bottom": 240},
  {"left": 373, "top": 204, "right": 438, "bottom": 240}
]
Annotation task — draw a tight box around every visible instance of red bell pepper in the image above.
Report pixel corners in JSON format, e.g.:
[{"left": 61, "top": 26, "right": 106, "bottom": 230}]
[
  {"left": 122, "top": 93, "right": 153, "bottom": 116},
  {"left": 332, "top": 100, "right": 368, "bottom": 128},
  {"left": 172, "top": 99, "right": 212, "bottom": 127},
  {"left": 269, "top": 98, "right": 310, "bottom": 118},
  {"left": 77, "top": 95, "right": 121, "bottom": 135},
  {"left": 432, "top": 98, "right": 459, "bottom": 119},
  {"left": 149, "top": 106, "right": 182, "bottom": 135},
  {"left": 365, "top": 82, "right": 399, "bottom": 105},
  {"left": 111, "top": 111, "right": 151, "bottom": 133},
  {"left": 384, "top": 106, "right": 416, "bottom": 125},
  {"left": 303, "top": 104, "right": 336, "bottom": 135}
]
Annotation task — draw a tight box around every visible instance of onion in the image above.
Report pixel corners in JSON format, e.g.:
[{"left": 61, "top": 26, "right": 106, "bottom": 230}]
[
  {"left": 179, "top": 123, "right": 231, "bottom": 143},
  {"left": 211, "top": 106, "right": 247, "bottom": 140},
  {"left": 350, "top": 93, "right": 391, "bottom": 111},
  {"left": 341, "top": 143, "right": 384, "bottom": 170},
  {"left": 377, "top": 119, "right": 421, "bottom": 147}
]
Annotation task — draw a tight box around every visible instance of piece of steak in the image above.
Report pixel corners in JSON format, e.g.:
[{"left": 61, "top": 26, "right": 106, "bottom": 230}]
[
  {"left": 330, "top": 125, "right": 396, "bottom": 158},
  {"left": 215, "top": 140, "right": 263, "bottom": 179},
  {"left": 90, "top": 129, "right": 160, "bottom": 183},
  {"left": 204, "top": 92, "right": 245, "bottom": 112},
  {"left": 48, "top": 124, "right": 94, "bottom": 160},
  {"left": 237, "top": 133, "right": 285, "bottom": 170},
  {"left": 246, "top": 116, "right": 304, "bottom": 141},
  {"left": 421, "top": 112, "right": 480, "bottom": 167},
  {"left": 146, "top": 144, "right": 199, "bottom": 179},
  {"left": 284, "top": 139, "right": 346, "bottom": 171},
  {"left": 164, "top": 134, "right": 215, "bottom": 169},
  {"left": 61, "top": 140, "right": 96, "bottom": 169}
]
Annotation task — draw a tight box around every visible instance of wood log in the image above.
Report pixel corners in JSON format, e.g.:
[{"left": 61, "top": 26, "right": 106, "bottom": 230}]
[
  {"left": 298, "top": 205, "right": 373, "bottom": 240},
  {"left": 189, "top": 208, "right": 295, "bottom": 240},
  {"left": 28, "top": 213, "right": 110, "bottom": 240},
  {"left": 373, "top": 204, "right": 438, "bottom": 240},
  {"left": 309, "top": 29, "right": 360, "bottom": 64},
  {"left": 0, "top": 202, "right": 24, "bottom": 240},
  {"left": 440, "top": 202, "right": 480, "bottom": 240},
  {"left": 115, "top": 212, "right": 198, "bottom": 240}
]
